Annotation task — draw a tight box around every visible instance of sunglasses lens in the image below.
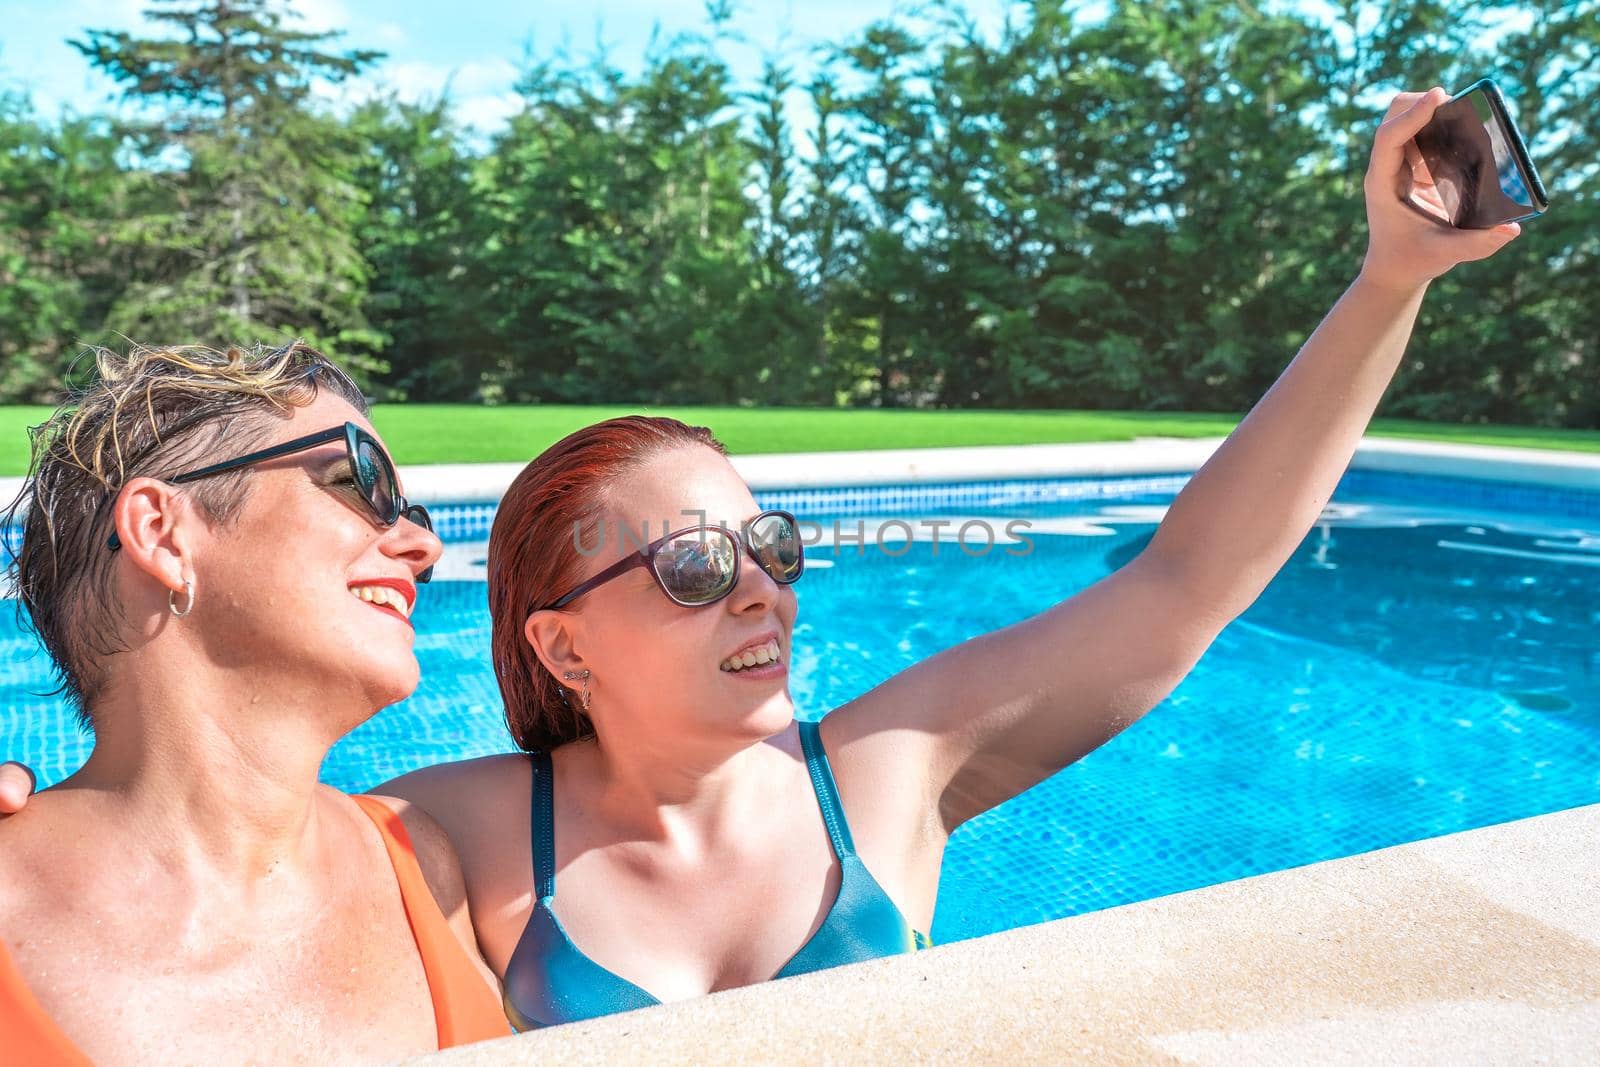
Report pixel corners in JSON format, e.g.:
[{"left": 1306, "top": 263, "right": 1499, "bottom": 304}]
[
  {"left": 354, "top": 435, "right": 400, "bottom": 524},
  {"left": 400, "top": 505, "right": 436, "bottom": 584},
  {"left": 748, "top": 512, "right": 803, "bottom": 583},
  {"left": 402, "top": 503, "right": 433, "bottom": 532},
  {"left": 654, "top": 529, "right": 739, "bottom": 605}
]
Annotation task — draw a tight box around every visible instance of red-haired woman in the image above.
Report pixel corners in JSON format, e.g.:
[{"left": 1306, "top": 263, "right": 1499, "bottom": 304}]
[{"left": 379, "top": 88, "right": 1522, "bottom": 1029}]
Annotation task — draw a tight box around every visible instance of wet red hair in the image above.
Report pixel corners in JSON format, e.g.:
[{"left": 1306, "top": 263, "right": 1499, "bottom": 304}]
[{"left": 488, "top": 415, "right": 728, "bottom": 753}]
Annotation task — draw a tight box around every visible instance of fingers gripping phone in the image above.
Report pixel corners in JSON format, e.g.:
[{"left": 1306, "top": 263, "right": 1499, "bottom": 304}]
[{"left": 1411, "top": 78, "right": 1549, "bottom": 229}]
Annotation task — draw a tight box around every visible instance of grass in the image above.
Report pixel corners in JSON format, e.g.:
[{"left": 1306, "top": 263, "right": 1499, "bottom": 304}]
[{"left": 0, "top": 404, "right": 1596, "bottom": 475}]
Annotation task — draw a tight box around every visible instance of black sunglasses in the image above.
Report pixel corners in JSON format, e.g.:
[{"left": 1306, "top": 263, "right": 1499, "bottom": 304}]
[
  {"left": 540, "top": 509, "right": 804, "bottom": 611},
  {"left": 107, "top": 421, "right": 436, "bottom": 584}
]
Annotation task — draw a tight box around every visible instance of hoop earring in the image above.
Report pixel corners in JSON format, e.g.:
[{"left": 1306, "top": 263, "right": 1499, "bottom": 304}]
[
  {"left": 169, "top": 579, "right": 195, "bottom": 618},
  {"left": 563, "top": 668, "right": 592, "bottom": 714}
]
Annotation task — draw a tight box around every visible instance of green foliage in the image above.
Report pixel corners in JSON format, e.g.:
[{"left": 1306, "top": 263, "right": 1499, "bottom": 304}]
[
  {"left": 349, "top": 95, "right": 490, "bottom": 400},
  {"left": 474, "top": 25, "right": 763, "bottom": 405},
  {"left": 0, "top": 0, "right": 1594, "bottom": 426},
  {"left": 0, "top": 96, "right": 127, "bottom": 398},
  {"left": 69, "top": 0, "right": 386, "bottom": 379}
]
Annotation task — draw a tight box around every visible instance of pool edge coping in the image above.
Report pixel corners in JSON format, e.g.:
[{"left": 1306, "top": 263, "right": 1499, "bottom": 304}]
[
  {"left": 407, "top": 801, "right": 1600, "bottom": 1064},
  {"left": 400, "top": 436, "right": 1600, "bottom": 503}
]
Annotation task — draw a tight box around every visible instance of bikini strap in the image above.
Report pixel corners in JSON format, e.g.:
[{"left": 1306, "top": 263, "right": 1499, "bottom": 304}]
[
  {"left": 528, "top": 750, "right": 556, "bottom": 901},
  {"left": 797, "top": 718, "right": 857, "bottom": 858}
]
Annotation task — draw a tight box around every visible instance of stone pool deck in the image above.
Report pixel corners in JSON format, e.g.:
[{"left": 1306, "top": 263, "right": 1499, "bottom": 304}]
[{"left": 411, "top": 802, "right": 1600, "bottom": 1065}]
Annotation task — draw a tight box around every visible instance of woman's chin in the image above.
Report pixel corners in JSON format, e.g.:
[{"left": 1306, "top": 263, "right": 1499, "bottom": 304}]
[
  {"left": 359, "top": 657, "right": 421, "bottom": 710},
  {"left": 732, "top": 689, "right": 796, "bottom": 739}
]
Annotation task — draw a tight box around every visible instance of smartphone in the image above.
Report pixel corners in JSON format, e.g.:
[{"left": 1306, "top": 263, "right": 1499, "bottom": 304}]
[{"left": 1411, "top": 78, "right": 1548, "bottom": 229}]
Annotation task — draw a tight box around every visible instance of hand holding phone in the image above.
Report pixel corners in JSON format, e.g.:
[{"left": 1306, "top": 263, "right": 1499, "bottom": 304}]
[
  {"left": 1359, "top": 88, "right": 1522, "bottom": 292},
  {"left": 1409, "top": 78, "right": 1548, "bottom": 229}
]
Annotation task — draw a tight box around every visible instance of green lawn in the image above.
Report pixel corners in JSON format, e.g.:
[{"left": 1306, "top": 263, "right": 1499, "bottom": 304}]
[{"left": 1, "top": 404, "right": 1596, "bottom": 475}]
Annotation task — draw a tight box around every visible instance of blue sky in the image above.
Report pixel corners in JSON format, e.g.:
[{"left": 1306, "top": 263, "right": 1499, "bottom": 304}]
[
  {"left": 0, "top": 0, "right": 1013, "bottom": 133},
  {"left": 0, "top": 1, "right": 1524, "bottom": 141}
]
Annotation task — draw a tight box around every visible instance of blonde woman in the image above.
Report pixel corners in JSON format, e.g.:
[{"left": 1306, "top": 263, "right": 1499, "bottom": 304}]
[{"left": 0, "top": 345, "right": 508, "bottom": 1064}]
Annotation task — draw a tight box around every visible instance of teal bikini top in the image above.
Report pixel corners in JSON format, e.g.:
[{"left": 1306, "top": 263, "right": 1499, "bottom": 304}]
[{"left": 502, "top": 719, "right": 930, "bottom": 1030}]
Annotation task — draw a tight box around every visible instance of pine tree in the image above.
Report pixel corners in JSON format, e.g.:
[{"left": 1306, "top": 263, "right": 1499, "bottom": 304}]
[
  {"left": 71, "top": 0, "right": 385, "bottom": 376},
  {"left": 349, "top": 95, "right": 489, "bottom": 400},
  {"left": 0, "top": 95, "right": 127, "bottom": 399}
]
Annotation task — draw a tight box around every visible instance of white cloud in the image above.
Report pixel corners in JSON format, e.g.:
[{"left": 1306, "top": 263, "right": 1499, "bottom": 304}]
[
  {"left": 303, "top": 54, "right": 523, "bottom": 137},
  {"left": 379, "top": 57, "right": 519, "bottom": 100},
  {"left": 282, "top": 0, "right": 351, "bottom": 34},
  {"left": 60, "top": 0, "right": 147, "bottom": 28},
  {"left": 360, "top": 57, "right": 522, "bottom": 132},
  {"left": 372, "top": 21, "right": 406, "bottom": 47},
  {"left": 453, "top": 90, "right": 523, "bottom": 134}
]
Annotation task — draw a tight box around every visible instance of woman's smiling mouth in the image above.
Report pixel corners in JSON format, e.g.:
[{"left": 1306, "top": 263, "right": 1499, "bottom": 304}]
[
  {"left": 719, "top": 636, "right": 784, "bottom": 676},
  {"left": 349, "top": 580, "right": 415, "bottom": 624}
]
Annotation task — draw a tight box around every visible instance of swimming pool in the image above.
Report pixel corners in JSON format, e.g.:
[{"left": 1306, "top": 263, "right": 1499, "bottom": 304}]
[{"left": 4, "top": 469, "right": 1597, "bottom": 943}]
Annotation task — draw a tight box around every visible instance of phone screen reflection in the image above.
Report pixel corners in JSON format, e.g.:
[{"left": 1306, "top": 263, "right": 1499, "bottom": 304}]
[{"left": 1413, "top": 91, "right": 1536, "bottom": 228}]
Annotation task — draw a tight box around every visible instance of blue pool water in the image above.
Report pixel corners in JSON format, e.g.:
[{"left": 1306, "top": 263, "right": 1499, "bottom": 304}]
[{"left": 4, "top": 470, "right": 1598, "bottom": 943}]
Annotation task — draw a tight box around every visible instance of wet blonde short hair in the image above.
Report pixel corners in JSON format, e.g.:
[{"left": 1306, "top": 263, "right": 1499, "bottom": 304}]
[{"left": 4, "top": 342, "right": 367, "bottom": 723}]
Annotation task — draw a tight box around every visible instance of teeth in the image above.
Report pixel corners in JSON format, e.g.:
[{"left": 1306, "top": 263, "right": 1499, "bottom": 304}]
[
  {"left": 350, "top": 584, "right": 411, "bottom": 619},
  {"left": 720, "top": 639, "right": 782, "bottom": 672}
]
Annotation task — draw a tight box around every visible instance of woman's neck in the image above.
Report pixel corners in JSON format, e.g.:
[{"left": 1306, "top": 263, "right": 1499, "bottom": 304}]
[
  {"left": 573, "top": 722, "right": 799, "bottom": 847},
  {"left": 64, "top": 667, "right": 361, "bottom": 884}
]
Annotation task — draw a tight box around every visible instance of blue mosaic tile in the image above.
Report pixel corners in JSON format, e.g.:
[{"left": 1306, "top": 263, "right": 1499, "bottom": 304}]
[
  {"left": 430, "top": 502, "right": 498, "bottom": 543},
  {"left": 1339, "top": 468, "right": 1600, "bottom": 522},
  {"left": 754, "top": 474, "right": 1195, "bottom": 518}
]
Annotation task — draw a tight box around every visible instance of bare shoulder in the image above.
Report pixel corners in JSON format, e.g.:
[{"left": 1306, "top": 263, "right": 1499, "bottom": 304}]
[
  {"left": 371, "top": 756, "right": 536, "bottom": 976},
  {"left": 356, "top": 789, "right": 502, "bottom": 991},
  {"left": 817, "top": 699, "right": 942, "bottom": 821},
  {"left": 377, "top": 753, "right": 530, "bottom": 825},
  {"left": 0, "top": 814, "right": 72, "bottom": 1018},
  {"left": 0, "top": 791, "right": 99, "bottom": 946},
  {"left": 0, "top": 788, "right": 76, "bottom": 876},
  {"left": 355, "top": 792, "right": 469, "bottom": 915},
  {"left": 0, "top": 822, "right": 29, "bottom": 931},
  {"left": 372, "top": 754, "right": 532, "bottom": 879}
]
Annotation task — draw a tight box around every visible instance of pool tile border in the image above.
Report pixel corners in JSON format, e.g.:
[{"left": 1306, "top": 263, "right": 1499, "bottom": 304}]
[
  {"left": 407, "top": 436, "right": 1600, "bottom": 543},
  {"left": 423, "top": 464, "right": 1600, "bottom": 545}
]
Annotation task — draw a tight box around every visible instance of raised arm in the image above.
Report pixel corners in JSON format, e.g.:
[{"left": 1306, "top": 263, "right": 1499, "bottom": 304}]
[{"left": 829, "top": 88, "right": 1521, "bottom": 836}]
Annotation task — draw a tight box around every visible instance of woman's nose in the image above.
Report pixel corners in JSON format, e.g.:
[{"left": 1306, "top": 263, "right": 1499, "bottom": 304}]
[
  {"left": 384, "top": 512, "right": 443, "bottom": 581},
  {"left": 726, "top": 544, "right": 781, "bottom": 612}
]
